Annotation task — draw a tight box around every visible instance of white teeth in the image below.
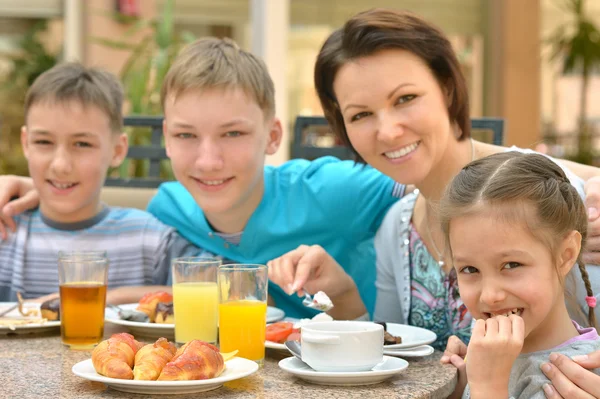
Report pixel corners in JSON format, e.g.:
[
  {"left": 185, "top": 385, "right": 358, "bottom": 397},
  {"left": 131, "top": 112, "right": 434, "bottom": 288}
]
[
  {"left": 489, "top": 308, "right": 523, "bottom": 317},
  {"left": 51, "top": 181, "right": 75, "bottom": 189},
  {"left": 385, "top": 142, "right": 419, "bottom": 159},
  {"left": 201, "top": 179, "right": 226, "bottom": 186}
]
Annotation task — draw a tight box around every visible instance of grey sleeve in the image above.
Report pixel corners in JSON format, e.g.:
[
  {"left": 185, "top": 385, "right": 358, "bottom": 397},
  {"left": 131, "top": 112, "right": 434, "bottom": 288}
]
[
  {"left": 153, "top": 232, "right": 213, "bottom": 285},
  {"left": 509, "top": 340, "right": 600, "bottom": 399},
  {"left": 373, "top": 202, "right": 406, "bottom": 323}
]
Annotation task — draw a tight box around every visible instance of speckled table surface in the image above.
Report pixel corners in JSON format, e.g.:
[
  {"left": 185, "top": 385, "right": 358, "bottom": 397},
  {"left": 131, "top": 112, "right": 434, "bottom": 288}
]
[{"left": 0, "top": 325, "right": 456, "bottom": 398}]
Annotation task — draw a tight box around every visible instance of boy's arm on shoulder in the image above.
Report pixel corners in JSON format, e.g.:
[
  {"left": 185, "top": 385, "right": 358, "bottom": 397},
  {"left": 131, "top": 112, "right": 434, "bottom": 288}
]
[{"left": 558, "top": 158, "right": 600, "bottom": 181}]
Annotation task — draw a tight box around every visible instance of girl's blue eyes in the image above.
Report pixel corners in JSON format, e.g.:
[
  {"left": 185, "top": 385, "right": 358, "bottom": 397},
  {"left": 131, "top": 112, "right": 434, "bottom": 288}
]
[{"left": 348, "top": 94, "right": 417, "bottom": 122}]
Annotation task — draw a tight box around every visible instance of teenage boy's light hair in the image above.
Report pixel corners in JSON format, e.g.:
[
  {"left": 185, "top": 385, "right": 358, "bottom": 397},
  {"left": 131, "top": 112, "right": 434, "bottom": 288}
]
[
  {"left": 161, "top": 37, "right": 276, "bottom": 118},
  {"left": 24, "top": 62, "right": 124, "bottom": 133}
]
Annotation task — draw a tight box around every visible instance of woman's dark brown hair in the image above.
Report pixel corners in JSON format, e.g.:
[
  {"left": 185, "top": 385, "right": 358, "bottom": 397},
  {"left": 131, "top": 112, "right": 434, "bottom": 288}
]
[
  {"left": 314, "top": 8, "right": 470, "bottom": 163},
  {"left": 440, "top": 151, "right": 597, "bottom": 328}
]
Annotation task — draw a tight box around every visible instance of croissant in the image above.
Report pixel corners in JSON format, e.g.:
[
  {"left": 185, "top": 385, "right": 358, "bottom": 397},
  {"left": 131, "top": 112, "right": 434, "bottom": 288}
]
[
  {"left": 133, "top": 338, "right": 177, "bottom": 380},
  {"left": 92, "top": 333, "right": 143, "bottom": 379},
  {"left": 157, "top": 340, "right": 225, "bottom": 381},
  {"left": 137, "top": 291, "right": 173, "bottom": 322}
]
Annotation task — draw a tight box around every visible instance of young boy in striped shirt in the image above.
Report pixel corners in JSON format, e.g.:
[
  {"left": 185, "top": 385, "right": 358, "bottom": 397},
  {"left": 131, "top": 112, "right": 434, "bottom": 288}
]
[{"left": 0, "top": 63, "right": 206, "bottom": 303}]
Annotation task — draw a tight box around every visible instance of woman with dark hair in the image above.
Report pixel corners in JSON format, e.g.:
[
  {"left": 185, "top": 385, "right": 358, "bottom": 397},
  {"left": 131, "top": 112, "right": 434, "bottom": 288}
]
[{"left": 268, "top": 8, "right": 600, "bottom": 397}]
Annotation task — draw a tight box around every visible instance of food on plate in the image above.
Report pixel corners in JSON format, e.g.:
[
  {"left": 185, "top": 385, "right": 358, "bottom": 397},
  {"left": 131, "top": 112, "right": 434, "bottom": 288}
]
[
  {"left": 133, "top": 338, "right": 177, "bottom": 380},
  {"left": 308, "top": 291, "right": 334, "bottom": 311},
  {"left": 154, "top": 302, "right": 174, "bottom": 324},
  {"left": 266, "top": 313, "right": 333, "bottom": 344},
  {"left": 16, "top": 292, "right": 39, "bottom": 317},
  {"left": 375, "top": 322, "right": 403, "bottom": 345},
  {"left": 384, "top": 331, "right": 402, "bottom": 345},
  {"left": 158, "top": 340, "right": 225, "bottom": 381},
  {"left": 137, "top": 291, "right": 173, "bottom": 322},
  {"left": 91, "top": 334, "right": 237, "bottom": 381},
  {"left": 92, "top": 333, "right": 144, "bottom": 379},
  {"left": 40, "top": 297, "right": 60, "bottom": 321},
  {"left": 266, "top": 322, "right": 297, "bottom": 343},
  {"left": 0, "top": 318, "right": 47, "bottom": 330}
]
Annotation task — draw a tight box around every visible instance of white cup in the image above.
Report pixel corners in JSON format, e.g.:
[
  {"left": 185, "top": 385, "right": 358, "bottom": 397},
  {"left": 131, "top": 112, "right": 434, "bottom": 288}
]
[{"left": 301, "top": 321, "right": 384, "bottom": 372}]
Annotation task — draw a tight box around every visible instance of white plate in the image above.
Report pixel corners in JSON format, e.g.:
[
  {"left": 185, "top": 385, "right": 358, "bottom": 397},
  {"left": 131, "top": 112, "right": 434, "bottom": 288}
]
[
  {"left": 278, "top": 355, "right": 408, "bottom": 386},
  {"left": 383, "top": 344, "right": 434, "bottom": 358},
  {"left": 0, "top": 302, "right": 60, "bottom": 335},
  {"left": 105, "top": 304, "right": 174, "bottom": 339},
  {"left": 383, "top": 323, "right": 437, "bottom": 349},
  {"left": 72, "top": 357, "right": 258, "bottom": 394},
  {"left": 105, "top": 304, "right": 285, "bottom": 339}
]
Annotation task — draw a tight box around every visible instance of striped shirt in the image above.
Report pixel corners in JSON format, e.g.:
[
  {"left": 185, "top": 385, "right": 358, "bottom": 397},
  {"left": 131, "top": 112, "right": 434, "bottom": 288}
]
[{"left": 0, "top": 207, "right": 204, "bottom": 301}]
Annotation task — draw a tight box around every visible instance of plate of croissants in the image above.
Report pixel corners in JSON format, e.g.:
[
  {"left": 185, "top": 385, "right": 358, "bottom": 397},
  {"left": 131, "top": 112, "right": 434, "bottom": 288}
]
[{"left": 72, "top": 333, "right": 259, "bottom": 394}]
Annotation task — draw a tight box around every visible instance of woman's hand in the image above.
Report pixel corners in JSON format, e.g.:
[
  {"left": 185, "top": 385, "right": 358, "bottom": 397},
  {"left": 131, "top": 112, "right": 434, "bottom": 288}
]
[
  {"left": 0, "top": 175, "right": 38, "bottom": 240},
  {"left": 540, "top": 350, "right": 600, "bottom": 398},
  {"left": 268, "top": 244, "right": 354, "bottom": 297},
  {"left": 441, "top": 335, "right": 468, "bottom": 399},
  {"left": 466, "top": 315, "right": 524, "bottom": 398},
  {"left": 267, "top": 244, "right": 367, "bottom": 319}
]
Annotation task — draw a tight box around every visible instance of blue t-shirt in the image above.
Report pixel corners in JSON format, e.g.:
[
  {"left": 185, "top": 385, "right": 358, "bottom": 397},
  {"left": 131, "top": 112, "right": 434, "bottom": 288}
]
[{"left": 148, "top": 157, "right": 402, "bottom": 318}]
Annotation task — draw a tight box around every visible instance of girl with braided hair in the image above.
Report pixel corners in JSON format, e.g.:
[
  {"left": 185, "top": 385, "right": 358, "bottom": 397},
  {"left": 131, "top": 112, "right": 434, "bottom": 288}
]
[{"left": 439, "top": 151, "right": 599, "bottom": 399}]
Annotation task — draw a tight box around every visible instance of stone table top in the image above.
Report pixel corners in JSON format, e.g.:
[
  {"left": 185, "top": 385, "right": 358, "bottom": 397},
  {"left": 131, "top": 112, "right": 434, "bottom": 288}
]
[{"left": 0, "top": 325, "right": 456, "bottom": 398}]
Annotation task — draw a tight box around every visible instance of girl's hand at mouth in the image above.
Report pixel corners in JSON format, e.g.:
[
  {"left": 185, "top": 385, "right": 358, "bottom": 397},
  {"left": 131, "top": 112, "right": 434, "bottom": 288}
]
[{"left": 466, "top": 314, "right": 525, "bottom": 399}]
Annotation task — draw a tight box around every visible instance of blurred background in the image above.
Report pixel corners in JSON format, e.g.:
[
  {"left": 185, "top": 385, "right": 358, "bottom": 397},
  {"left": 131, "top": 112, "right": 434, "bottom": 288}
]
[{"left": 0, "top": 0, "right": 598, "bottom": 180}]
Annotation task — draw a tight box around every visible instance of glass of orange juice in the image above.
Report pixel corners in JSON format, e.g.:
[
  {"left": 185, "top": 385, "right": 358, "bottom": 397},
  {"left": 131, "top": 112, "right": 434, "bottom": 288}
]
[
  {"left": 172, "top": 256, "right": 221, "bottom": 344},
  {"left": 58, "top": 254, "right": 109, "bottom": 349},
  {"left": 218, "top": 264, "right": 268, "bottom": 366}
]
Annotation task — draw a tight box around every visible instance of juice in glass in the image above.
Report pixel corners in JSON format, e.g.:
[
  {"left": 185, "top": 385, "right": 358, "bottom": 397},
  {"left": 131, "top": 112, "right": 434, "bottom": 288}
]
[
  {"left": 59, "top": 281, "right": 107, "bottom": 348},
  {"left": 173, "top": 281, "right": 219, "bottom": 343},
  {"left": 219, "top": 300, "right": 267, "bottom": 361}
]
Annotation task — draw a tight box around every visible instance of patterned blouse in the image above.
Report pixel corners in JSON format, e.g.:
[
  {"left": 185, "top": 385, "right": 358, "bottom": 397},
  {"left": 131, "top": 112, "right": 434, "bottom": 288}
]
[{"left": 408, "top": 223, "right": 472, "bottom": 350}]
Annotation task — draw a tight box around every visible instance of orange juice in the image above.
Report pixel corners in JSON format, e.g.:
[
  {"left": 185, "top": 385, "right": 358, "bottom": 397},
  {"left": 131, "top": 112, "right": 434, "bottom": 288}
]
[
  {"left": 219, "top": 300, "right": 267, "bottom": 363},
  {"left": 173, "top": 281, "right": 218, "bottom": 343},
  {"left": 59, "top": 282, "right": 107, "bottom": 348}
]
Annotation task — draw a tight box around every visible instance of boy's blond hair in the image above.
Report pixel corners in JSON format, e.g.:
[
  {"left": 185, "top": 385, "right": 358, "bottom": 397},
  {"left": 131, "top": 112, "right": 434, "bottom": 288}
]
[
  {"left": 161, "top": 37, "right": 275, "bottom": 118},
  {"left": 24, "top": 62, "right": 124, "bottom": 133}
]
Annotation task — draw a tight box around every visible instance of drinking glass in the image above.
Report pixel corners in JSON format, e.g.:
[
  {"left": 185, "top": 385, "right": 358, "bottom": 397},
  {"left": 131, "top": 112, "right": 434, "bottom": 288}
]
[
  {"left": 58, "top": 256, "right": 108, "bottom": 349},
  {"left": 172, "top": 256, "right": 221, "bottom": 344},
  {"left": 218, "top": 264, "right": 268, "bottom": 366}
]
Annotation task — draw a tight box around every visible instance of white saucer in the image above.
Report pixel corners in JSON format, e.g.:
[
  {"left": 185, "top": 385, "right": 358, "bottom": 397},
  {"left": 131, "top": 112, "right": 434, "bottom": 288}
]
[
  {"left": 72, "top": 357, "right": 258, "bottom": 394},
  {"left": 384, "top": 345, "right": 434, "bottom": 358},
  {"left": 278, "top": 356, "right": 408, "bottom": 386}
]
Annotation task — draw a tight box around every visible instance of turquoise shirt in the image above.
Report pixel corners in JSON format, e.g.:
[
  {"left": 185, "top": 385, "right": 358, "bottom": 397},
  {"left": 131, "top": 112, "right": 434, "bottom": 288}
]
[{"left": 148, "top": 157, "right": 402, "bottom": 318}]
